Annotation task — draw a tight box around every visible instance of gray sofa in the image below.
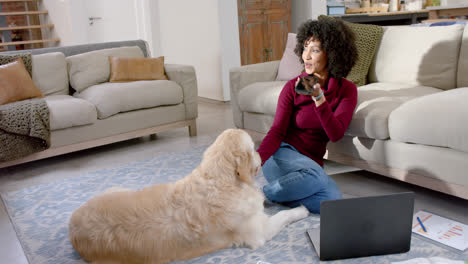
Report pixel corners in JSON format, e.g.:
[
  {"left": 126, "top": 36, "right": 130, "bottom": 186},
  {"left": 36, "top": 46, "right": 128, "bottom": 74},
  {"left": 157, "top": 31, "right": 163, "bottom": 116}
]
[
  {"left": 230, "top": 24, "right": 468, "bottom": 200},
  {"left": 0, "top": 40, "right": 198, "bottom": 168}
]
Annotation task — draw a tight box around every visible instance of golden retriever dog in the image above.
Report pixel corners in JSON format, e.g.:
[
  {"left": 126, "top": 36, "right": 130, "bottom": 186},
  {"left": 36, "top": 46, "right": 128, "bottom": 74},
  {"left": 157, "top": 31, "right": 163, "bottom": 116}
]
[{"left": 69, "top": 129, "right": 309, "bottom": 264}]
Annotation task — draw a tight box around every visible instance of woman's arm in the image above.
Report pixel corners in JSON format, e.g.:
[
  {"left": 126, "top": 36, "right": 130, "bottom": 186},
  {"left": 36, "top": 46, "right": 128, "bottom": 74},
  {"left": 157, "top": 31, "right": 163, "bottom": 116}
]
[
  {"left": 257, "top": 79, "right": 296, "bottom": 164},
  {"left": 314, "top": 79, "right": 357, "bottom": 142}
]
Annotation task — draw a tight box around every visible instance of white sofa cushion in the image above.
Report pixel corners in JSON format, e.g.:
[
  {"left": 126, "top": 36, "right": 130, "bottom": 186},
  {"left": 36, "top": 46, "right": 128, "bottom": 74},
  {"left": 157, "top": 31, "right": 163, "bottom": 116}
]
[
  {"left": 457, "top": 25, "right": 468, "bottom": 88},
  {"left": 75, "top": 80, "right": 184, "bottom": 119},
  {"left": 45, "top": 95, "right": 97, "bottom": 130},
  {"left": 348, "top": 83, "right": 441, "bottom": 140},
  {"left": 369, "top": 24, "right": 465, "bottom": 90},
  {"left": 389, "top": 87, "right": 468, "bottom": 153},
  {"left": 32, "top": 52, "right": 68, "bottom": 96},
  {"left": 238, "top": 81, "right": 287, "bottom": 116},
  {"left": 67, "top": 46, "right": 144, "bottom": 92}
]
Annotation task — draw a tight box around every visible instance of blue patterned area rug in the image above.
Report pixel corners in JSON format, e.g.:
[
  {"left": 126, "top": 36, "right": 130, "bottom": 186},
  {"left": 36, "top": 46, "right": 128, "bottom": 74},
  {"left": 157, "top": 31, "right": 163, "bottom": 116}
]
[{"left": 1, "top": 146, "right": 467, "bottom": 264}]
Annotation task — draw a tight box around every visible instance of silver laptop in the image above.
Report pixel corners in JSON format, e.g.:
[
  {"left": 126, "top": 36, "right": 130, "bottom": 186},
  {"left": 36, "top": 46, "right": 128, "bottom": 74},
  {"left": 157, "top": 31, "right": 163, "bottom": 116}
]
[{"left": 307, "top": 192, "right": 415, "bottom": 261}]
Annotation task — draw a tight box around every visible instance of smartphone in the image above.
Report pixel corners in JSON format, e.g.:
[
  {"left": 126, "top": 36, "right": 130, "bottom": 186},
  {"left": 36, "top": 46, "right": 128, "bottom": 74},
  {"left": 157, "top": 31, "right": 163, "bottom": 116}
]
[{"left": 295, "top": 74, "right": 318, "bottom": 95}]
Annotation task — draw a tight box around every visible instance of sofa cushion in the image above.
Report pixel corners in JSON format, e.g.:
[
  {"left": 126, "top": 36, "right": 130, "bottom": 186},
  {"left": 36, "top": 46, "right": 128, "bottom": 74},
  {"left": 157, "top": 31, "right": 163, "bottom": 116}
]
[
  {"left": 67, "top": 46, "right": 144, "bottom": 92},
  {"left": 32, "top": 52, "right": 69, "bottom": 96},
  {"left": 457, "top": 25, "right": 468, "bottom": 88},
  {"left": 75, "top": 80, "right": 184, "bottom": 119},
  {"left": 389, "top": 87, "right": 468, "bottom": 153},
  {"left": 45, "top": 95, "right": 97, "bottom": 130},
  {"left": 369, "top": 24, "right": 465, "bottom": 90},
  {"left": 348, "top": 83, "right": 442, "bottom": 140},
  {"left": 0, "top": 59, "right": 43, "bottom": 105},
  {"left": 276, "top": 33, "right": 303, "bottom": 81},
  {"left": 238, "top": 81, "right": 287, "bottom": 116}
]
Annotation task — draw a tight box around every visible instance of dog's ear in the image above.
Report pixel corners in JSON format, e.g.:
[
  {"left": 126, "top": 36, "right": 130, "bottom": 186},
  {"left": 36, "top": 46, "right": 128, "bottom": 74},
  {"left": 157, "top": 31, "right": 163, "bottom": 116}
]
[{"left": 236, "top": 151, "right": 253, "bottom": 184}]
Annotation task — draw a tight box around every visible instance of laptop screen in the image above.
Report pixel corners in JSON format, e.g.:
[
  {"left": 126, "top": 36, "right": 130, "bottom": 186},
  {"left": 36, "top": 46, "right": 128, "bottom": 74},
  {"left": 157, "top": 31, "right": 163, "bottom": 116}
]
[{"left": 309, "top": 192, "right": 415, "bottom": 261}]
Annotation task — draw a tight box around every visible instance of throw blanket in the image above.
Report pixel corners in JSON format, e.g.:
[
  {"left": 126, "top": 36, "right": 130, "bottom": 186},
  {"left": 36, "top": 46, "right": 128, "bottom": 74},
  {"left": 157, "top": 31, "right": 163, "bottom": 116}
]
[{"left": 0, "top": 98, "right": 50, "bottom": 162}]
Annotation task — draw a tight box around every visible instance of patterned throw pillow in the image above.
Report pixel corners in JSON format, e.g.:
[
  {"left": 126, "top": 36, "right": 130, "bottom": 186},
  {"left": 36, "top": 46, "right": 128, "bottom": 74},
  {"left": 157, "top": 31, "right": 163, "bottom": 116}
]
[
  {"left": 319, "top": 15, "right": 383, "bottom": 87},
  {"left": 344, "top": 22, "right": 383, "bottom": 87},
  {"left": 0, "top": 53, "right": 33, "bottom": 77}
]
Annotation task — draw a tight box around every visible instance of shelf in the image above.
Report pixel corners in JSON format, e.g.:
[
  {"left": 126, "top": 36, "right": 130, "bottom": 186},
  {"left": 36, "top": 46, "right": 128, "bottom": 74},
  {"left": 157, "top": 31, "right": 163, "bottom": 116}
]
[
  {"left": 0, "top": 38, "right": 60, "bottom": 46},
  {"left": 346, "top": 6, "right": 388, "bottom": 14},
  {"left": 0, "top": 24, "right": 53, "bottom": 30},
  {"left": 0, "top": 10, "right": 47, "bottom": 16},
  {"left": 331, "top": 10, "right": 429, "bottom": 25},
  {"left": 427, "top": 5, "right": 468, "bottom": 20}
]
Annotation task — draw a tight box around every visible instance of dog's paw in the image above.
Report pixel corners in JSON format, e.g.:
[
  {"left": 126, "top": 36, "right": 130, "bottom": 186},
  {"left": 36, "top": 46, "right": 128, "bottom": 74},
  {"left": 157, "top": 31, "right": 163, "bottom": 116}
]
[
  {"left": 290, "top": 205, "right": 309, "bottom": 222},
  {"left": 103, "top": 186, "right": 131, "bottom": 194},
  {"left": 247, "top": 238, "right": 265, "bottom": 250}
]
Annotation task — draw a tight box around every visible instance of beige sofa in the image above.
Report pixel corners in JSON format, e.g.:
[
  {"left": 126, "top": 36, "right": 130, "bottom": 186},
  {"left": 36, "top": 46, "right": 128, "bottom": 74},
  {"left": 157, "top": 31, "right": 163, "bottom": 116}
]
[
  {"left": 0, "top": 40, "right": 198, "bottom": 169},
  {"left": 230, "top": 24, "right": 468, "bottom": 200}
]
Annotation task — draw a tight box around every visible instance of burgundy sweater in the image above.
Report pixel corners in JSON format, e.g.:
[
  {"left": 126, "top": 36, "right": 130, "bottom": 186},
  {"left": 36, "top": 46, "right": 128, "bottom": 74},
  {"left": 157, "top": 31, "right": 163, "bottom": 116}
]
[{"left": 257, "top": 72, "right": 357, "bottom": 166}]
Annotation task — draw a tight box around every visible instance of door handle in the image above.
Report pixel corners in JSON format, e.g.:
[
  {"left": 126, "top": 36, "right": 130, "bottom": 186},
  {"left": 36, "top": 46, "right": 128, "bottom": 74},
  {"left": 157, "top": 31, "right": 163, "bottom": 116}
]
[{"left": 88, "top": 17, "right": 102, "bottom": 26}]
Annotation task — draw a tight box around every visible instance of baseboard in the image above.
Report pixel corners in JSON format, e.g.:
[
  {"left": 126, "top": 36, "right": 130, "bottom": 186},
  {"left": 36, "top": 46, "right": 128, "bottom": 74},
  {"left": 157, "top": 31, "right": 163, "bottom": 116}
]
[{"left": 198, "top": 96, "right": 230, "bottom": 105}]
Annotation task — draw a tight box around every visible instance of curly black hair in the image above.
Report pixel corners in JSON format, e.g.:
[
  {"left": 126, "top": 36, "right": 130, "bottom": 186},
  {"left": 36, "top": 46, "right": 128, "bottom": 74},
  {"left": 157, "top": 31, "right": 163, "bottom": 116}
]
[{"left": 294, "top": 17, "right": 358, "bottom": 79}]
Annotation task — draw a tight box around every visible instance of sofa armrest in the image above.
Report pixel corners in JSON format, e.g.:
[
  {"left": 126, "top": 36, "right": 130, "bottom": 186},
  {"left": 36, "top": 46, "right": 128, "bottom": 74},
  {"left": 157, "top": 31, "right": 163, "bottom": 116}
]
[
  {"left": 229, "top": 60, "right": 280, "bottom": 128},
  {"left": 165, "top": 64, "right": 198, "bottom": 120}
]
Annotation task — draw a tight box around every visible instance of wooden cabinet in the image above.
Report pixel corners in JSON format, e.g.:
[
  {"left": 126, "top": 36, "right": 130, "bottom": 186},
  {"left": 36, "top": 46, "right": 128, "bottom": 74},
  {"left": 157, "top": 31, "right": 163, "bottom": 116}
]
[{"left": 237, "top": 0, "right": 291, "bottom": 65}]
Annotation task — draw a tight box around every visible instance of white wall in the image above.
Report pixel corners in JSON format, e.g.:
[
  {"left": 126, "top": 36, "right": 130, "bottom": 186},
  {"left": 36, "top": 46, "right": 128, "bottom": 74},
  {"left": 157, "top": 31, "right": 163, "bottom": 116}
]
[
  {"left": 158, "top": 0, "right": 227, "bottom": 101},
  {"left": 147, "top": 0, "right": 161, "bottom": 57},
  {"left": 41, "top": 0, "right": 151, "bottom": 48},
  {"left": 39, "top": 0, "right": 81, "bottom": 46},
  {"left": 218, "top": 0, "right": 241, "bottom": 101},
  {"left": 291, "top": 0, "right": 327, "bottom": 33}
]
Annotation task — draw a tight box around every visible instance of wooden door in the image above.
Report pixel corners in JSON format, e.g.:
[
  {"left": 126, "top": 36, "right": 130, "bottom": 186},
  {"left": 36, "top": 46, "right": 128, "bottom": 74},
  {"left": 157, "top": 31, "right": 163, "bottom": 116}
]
[{"left": 238, "top": 0, "right": 291, "bottom": 65}]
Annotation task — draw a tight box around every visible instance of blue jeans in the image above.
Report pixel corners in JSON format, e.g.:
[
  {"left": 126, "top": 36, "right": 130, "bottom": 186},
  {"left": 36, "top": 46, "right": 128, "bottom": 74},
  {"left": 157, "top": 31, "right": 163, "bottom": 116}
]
[{"left": 262, "top": 142, "right": 342, "bottom": 213}]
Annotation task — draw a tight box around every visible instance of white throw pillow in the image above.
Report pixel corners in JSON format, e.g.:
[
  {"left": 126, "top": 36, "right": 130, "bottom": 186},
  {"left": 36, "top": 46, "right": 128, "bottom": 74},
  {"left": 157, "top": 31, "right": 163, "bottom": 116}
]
[
  {"left": 32, "top": 52, "right": 69, "bottom": 96},
  {"left": 369, "top": 24, "right": 464, "bottom": 90},
  {"left": 66, "top": 46, "right": 144, "bottom": 92}
]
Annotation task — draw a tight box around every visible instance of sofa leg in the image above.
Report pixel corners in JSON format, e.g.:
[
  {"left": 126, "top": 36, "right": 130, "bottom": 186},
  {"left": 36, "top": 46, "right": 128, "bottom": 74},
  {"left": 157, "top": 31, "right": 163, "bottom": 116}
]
[
  {"left": 188, "top": 120, "right": 197, "bottom": 137},
  {"left": 150, "top": 133, "right": 157, "bottom": 140}
]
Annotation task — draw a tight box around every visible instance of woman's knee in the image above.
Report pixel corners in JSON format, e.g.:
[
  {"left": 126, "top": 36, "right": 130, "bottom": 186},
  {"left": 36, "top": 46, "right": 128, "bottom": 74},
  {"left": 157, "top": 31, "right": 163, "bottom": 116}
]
[
  {"left": 324, "top": 188, "right": 342, "bottom": 200},
  {"left": 300, "top": 168, "right": 328, "bottom": 186},
  {"left": 262, "top": 158, "right": 283, "bottom": 183},
  {"left": 291, "top": 190, "right": 341, "bottom": 214},
  {"left": 326, "top": 178, "right": 342, "bottom": 200}
]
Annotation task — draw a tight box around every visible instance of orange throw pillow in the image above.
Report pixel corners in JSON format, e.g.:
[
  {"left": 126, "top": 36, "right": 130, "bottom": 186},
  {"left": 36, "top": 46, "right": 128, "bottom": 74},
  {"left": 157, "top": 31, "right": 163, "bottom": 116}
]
[
  {"left": 109, "top": 56, "right": 168, "bottom": 82},
  {"left": 0, "top": 58, "right": 44, "bottom": 105}
]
